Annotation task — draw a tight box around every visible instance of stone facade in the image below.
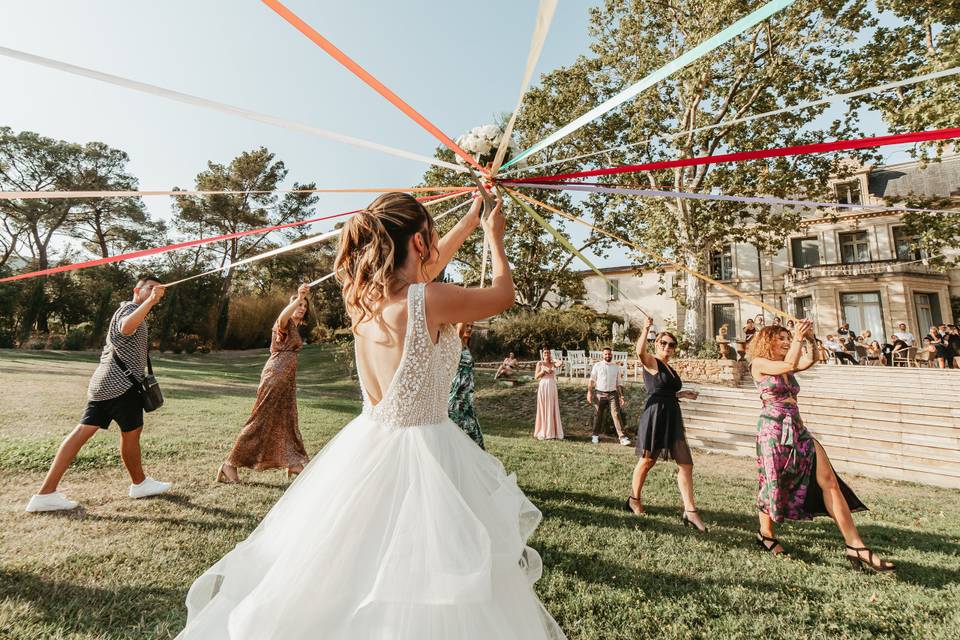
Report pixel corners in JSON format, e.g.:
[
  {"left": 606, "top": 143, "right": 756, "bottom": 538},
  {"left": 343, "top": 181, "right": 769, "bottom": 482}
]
[{"left": 668, "top": 359, "right": 749, "bottom": 387}]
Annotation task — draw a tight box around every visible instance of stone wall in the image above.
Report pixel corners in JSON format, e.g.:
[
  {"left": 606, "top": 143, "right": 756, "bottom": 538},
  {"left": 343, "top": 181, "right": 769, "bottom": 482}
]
[{"left": 668, "top": 359, "right": 749, "bottom": 387}]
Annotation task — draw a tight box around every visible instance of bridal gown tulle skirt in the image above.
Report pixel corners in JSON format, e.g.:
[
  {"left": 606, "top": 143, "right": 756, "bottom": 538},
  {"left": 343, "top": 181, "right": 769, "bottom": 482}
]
[{"left": 177, "top": 414, "right": 566, "bottom": 639}]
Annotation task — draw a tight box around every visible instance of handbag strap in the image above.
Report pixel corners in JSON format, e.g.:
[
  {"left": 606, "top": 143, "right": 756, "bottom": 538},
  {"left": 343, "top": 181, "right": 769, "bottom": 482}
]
[{"left": 107, "top": 303, "right": 151, "bottom": 387}]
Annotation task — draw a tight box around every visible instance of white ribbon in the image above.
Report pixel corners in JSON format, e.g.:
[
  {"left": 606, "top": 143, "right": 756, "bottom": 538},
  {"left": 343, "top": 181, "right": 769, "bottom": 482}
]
[
  {"left": 0, "top": 46, "right": 467, "bottom": 174},
  {"left": 489, "top": 0, "right": 558, "bottom": 176}
]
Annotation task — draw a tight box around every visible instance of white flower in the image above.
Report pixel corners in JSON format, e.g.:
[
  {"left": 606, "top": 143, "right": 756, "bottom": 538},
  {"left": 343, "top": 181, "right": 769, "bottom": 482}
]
[{"left": 480, "top": 124, "right": 501, "bottom": 140}]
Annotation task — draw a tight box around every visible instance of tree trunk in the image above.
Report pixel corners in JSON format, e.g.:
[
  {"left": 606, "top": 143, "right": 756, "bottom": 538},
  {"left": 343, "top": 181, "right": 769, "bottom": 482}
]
[
  {"left": 214, "top": 269, "right": 234, "bottom": 348},
  {"left": 682, "top": 252, "right": 707, "bottom": 350}
]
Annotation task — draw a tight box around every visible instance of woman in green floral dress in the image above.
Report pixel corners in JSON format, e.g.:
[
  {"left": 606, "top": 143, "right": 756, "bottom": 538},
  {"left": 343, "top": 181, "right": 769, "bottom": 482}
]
[{"left": 448, "top": 323, "right": 485, "bottom": 449}]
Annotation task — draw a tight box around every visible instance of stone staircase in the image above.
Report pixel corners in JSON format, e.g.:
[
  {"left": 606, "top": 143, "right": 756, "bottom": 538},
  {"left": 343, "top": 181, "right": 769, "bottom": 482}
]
[{"left": 682, "top": 365, "right": 960, "bottom": 488}]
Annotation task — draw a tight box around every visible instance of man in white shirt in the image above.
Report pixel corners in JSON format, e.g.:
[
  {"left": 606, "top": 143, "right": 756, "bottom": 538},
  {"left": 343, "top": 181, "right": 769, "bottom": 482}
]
[
  {"left": 892, "top": 323, "right": 915, "bottom": 346},
  {"left": 588, "top": 348, "right": 630, "bottom": 446}
]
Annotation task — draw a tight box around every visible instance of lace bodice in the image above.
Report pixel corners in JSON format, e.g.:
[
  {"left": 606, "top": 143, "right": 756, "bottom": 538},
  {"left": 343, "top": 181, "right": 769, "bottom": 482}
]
[{"left": 357, "top": 283, "right": 461, "bottom": 428}]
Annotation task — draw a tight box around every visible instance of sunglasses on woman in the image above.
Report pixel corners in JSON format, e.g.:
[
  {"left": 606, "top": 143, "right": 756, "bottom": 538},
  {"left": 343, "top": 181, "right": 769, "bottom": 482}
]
[{"left": 658, "top": 340, "right": 677, "bottom": 348}]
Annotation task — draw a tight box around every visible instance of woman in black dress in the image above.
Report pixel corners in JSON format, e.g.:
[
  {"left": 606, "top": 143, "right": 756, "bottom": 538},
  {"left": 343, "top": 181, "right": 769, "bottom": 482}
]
[{"left": 626, "top": 316, "right": 706, "bottom": 532}]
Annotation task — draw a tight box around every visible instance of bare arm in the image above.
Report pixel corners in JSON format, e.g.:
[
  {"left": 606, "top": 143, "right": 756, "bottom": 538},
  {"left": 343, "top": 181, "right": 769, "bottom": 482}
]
[
  {"left": 794, "top": 336, "right": 818, "bottom": 372},
  {"left": 277, "top": 283, "right": 310, "bottom": 327},
  {"left": 635, "top": 317, "right": 657, "bottom": 371},
  {"left": 119, "top": 286, "right": 165, "bottom": 336},
  {"left": 427, "top": 194, "right": 514, "bottom": 325},
  {"left": 535, "top": 362, "right": 544, "bottom": 380},
  {"left": 424, "top": 195, "right": 482, "bottom": 281}
]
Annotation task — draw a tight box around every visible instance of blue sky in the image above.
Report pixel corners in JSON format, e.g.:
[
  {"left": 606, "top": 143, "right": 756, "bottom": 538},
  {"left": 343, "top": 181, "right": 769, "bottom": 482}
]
[{"left": 2, "top": 1, "right": 906, "bottom": 269}]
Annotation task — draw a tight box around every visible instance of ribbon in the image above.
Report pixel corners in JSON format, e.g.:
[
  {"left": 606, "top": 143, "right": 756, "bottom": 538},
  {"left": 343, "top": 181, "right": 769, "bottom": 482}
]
[
  {"left": 489, "top": 0, "right": 558, "bottom": 176},
  {"left": 506, "top": 191, "right": 649, "bottom": 318},
  {"left": 507, "top": 189, "right": 797, "bottom": 321},
  {"left": 0, "top": 46, "right": 466, "bottom": 174},
  {"left": 0, "top": 186, "right": 472, "bottom": 201},
  {"left": 502, "top": 0, "right": 797, "bottom": 169},
  {"left": 165, "top": 190, "right": 473, "bottom": 287},
  {"left": 508, "top": 126, "right": 960, "bottom": 183},
  {"left": 261, "top": 0, "right": 486, "bottom": 174},
  {"left": 499, "top": 66, "right": 960, "bottom": 178},
  {"left": 0, "top": 191, "right": 468, "bottom": 284},
  {"left": 507, "top": 181, "right": 960, "bottom": 216}
]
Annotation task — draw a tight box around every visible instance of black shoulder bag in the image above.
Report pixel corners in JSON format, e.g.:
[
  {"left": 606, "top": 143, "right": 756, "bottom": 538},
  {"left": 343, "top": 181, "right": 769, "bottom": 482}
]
[{"left": 112, "top": 348, "right": 164, "bottom": 412}]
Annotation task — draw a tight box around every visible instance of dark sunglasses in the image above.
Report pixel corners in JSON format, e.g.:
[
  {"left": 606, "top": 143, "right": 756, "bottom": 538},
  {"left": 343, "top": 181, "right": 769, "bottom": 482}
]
[{"left": 658, "top": 340, "right": 677, "bottom": 348}]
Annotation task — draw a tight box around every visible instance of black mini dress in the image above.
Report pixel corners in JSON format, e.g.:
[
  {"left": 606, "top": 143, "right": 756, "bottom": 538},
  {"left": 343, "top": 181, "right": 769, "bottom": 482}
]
[{"left": 636, "top": 358, "right": 693, "bottom": 464}]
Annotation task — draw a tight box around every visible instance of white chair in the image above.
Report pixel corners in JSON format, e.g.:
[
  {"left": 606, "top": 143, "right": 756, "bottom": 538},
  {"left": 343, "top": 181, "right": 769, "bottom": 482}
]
[
  {"left": 589, "top": 350, "right": 603, "bottom": 362},
  {"left": 566, "top": 350, "right": 587, "bottom": 377},
  {"left": 612, "top": 351, "right": 629, "bottom": 377},
  {"left": 891, "top": 346, "right": 917, "bottom": 367}
]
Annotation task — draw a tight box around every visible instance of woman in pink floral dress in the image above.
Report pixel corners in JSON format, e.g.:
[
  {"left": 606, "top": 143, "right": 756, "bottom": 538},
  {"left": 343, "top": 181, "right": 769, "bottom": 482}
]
[{"left": 748, "top": 323, "right": 893, "bottom": 573}]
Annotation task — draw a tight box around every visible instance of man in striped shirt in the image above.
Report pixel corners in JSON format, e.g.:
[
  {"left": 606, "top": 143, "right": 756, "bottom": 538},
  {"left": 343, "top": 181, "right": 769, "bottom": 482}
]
[{"left": 26, "top": 275, "right": 172, "bottom": 512}]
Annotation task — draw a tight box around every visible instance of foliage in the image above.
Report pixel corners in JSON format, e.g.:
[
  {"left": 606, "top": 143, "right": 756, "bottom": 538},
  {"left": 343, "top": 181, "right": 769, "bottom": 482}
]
[
  {"left": 221, "top": 291, "right": 289, "bottom": 351},
  {"left": 489, "top": 306, "right": 619, "bottom": 358},
  {"left": 64, "top": 327, "right": 91, "bottom": 351},
  {"left": 512, "top": 0, "right": 875, "bottom": 346}
]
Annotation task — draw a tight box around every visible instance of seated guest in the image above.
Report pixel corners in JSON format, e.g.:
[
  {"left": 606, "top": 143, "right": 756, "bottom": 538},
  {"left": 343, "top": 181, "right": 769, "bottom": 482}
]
[
  {"left": 814, "top": 339, "right": 829, "bottom": 364},
  {"left": 772, "top": 317, "right": 782, "bottom": 328},
  {"left": 837, "top": 322, "right": 852, "bottom": 339},
  {"left": 890, "top": 338, "right": 910, "bottom": 366},
  {"left": 892, "top": 322, "right": 915, "bottom": 346},
  {"left": 743, "top": 318, "right": 757, "bottom": 343},
  {"left": 946, "top": 325, "right": 960, "bottom": 368},
  {"left": 494, "top": 352, "right": 519, "bottom": 380},
  {"left": 866, "top": 340, "right": 884, "bottom": 365},
  {"left": 754, "top": 314, "right": 766, "bottom": 329},
  {"left": 924, "top": 327, "right": 949, "bottom": 366},
  {"left": 823, "top": 334, "right": 857, "bottom": 364}
]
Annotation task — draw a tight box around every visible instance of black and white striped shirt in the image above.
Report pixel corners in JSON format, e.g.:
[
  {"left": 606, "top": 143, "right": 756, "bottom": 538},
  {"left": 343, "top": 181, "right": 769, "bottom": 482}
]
[{"left": 87, "top": 302, "right": 149, "bottom": 401}]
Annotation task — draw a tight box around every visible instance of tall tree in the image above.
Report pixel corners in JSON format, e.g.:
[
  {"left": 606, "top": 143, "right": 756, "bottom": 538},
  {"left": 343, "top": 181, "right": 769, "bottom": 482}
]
[
  {"left": 172, "top": 148, "right": 318, "bottom": 346},
  {"left": 845, "top": 2, "right": 960, "bottom": 266},
  {"left": 0, "top": 127, "right": 83, "bottom": 338},
  {"left": 513, "top": 0, "right": 873, "bottom": 345}
]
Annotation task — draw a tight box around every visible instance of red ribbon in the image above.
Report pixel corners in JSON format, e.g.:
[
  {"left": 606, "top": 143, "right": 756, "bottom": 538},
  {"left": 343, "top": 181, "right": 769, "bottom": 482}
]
[
  {"left": 0, "top": 190, "right": 468, "bottom": 284},
  {"left": 506, "top": 127, "right": 960, "bottom": 183}
]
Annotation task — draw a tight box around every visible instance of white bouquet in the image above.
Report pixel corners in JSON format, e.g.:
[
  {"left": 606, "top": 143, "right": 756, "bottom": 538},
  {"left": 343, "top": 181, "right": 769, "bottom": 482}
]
[{"left": 454, "top": 124, "right": 527, "bottom": 169}]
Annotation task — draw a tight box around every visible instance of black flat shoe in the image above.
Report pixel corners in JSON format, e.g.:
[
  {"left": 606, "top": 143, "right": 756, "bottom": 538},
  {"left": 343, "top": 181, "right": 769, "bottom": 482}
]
[
  {"left": 845, "top": 545, "right": 895, "bottom": 573},
  {"left": 681, "top": 509, "right": 708, "bottom": 533},
  {"left": 756, "top": 531, "right": 786, "bottom": 555}
]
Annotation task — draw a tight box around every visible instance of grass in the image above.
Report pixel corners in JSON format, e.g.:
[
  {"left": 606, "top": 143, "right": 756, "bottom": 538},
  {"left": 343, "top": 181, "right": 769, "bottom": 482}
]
[{"left": 0, "top": 346, "right": 958, "bottom": 640}]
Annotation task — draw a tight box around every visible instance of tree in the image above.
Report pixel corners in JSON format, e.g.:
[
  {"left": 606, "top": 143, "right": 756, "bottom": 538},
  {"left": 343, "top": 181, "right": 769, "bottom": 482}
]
[
  {"left": 845, "top": 2, "right": 960, "bottom": 266},
  {"left": 511, "top": 0, "right": 873, "bottom": 345},
  {"left": 0, "top": 127, "right": 83, "bottom": 338},
  {"left": 171, "top": 148, "right": 319, "bottom": 346}
]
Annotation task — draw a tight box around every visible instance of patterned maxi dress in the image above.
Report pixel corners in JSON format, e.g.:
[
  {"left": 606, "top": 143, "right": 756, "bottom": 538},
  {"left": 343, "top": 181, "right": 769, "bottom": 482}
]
[
  {"left": 227, "top": 319, "right": 310, "bottom": 470},
  {"left": 448, "top": 347, "right": 485, "bottom": 449},
  {"left": 755, "top": 373, "right": 865, "bottom": 522}
]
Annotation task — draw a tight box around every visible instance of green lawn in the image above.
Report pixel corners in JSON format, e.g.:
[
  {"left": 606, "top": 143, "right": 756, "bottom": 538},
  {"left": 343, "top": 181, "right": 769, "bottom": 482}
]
[{"left": 0, "top": 346, "right": 957, "bottom": 639}]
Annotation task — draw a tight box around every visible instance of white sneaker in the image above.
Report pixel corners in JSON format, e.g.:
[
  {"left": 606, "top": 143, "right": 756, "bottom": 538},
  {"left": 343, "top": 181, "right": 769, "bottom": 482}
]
[
  {"left": 129, "top": 477, "right": 172, "bottom": 499},
  {"left": 25, "top": 492, "right": 79, "bottom": 513},
  {"left": 619, "top": 436, "right": 632, "bottom": 446},
  {"left": 591, "top": 435, "right": 600, "bottom": 444}
]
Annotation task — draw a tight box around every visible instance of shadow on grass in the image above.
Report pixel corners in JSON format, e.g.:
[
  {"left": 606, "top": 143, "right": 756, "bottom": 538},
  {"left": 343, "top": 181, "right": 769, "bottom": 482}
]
[
  {"left": 0, "top": 569, "right": 183, "bottom": 638},
  {"left": 527, "top": 486, "right": 960, "bottom": 588}
]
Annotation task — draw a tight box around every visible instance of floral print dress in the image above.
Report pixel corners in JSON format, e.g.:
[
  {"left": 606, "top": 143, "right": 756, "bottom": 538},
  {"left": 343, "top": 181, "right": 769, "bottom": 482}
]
[
  {"left": 755, "top": 373, "right": 865, "bottom": 522},
  {"left": 448, "top": 347, "right": 485, "bottom": 449}
]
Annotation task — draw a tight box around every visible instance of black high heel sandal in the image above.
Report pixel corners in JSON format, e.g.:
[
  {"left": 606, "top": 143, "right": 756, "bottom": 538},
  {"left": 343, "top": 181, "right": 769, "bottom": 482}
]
[
  {"left": 845, "top": 545, "right": 895, "bottom": 573},
  {"left": 755, "top": 531, "right": 786, "bottom": 555},
  {"left": 681, "top": 509, "right": 708, "bottom": 533},
  {"left": 623, "top": 496, "right": 645, "bottom": 515}
]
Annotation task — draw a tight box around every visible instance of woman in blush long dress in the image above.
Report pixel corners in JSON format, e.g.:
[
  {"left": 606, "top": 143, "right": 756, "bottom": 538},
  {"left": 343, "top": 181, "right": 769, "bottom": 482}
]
[
  {"left": 533, "top": 349, "right": 564, "bottom": 440},
  {"left": 216, "top": 284, "right": 312, "bottom": 483},
  {"left": 176, "top": 192, "right": 567, "bottom": 639}
]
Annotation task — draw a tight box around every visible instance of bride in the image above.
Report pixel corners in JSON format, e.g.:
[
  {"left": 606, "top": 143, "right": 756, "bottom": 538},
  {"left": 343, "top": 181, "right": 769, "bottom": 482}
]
[{"left": 176, "top": 192, "right": 566, "bottom": 639}]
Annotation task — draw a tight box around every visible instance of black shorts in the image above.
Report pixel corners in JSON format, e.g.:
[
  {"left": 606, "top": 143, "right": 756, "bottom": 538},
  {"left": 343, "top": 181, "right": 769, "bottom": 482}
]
[{"left": 81, "top": 386, "right": 144, "bottom": 432}]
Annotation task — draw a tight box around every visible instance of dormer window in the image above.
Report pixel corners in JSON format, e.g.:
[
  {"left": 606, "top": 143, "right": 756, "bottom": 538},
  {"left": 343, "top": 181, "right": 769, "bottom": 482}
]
[{"left": 835, "top": 180, "right": 862, "bottom": 205}]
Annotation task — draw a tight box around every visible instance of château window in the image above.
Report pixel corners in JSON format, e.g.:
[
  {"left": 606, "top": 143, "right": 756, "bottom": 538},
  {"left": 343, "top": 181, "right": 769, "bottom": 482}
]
[
  {"left": 606, "top": 279, "right": 620, "bottom": 301},
  {"left": 710, "top": 245, "right": 734, "bottom": 281},
  {"left": 790, "top": 237, "right": 821, "bottom": 268},
  {"left": 835, "top": 180, "right": 862, "bottom": 205},
  {"left": 839, "top": 231, "right": 871, "bottom": 264}
]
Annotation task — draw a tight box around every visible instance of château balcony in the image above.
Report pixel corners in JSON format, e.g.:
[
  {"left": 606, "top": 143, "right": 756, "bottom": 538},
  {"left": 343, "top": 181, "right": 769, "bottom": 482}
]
[{"left": 784, "top": 259, "right": 945, "bottom": 288}]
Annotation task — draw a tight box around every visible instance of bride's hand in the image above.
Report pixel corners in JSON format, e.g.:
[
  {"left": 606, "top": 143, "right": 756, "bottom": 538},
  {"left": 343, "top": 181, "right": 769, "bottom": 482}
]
[
  {"left": 481, "top": 193, "right": 505, "bottom": 243},
  {"left": 465, "top": 193, "right": 483, "bottom": 230}
]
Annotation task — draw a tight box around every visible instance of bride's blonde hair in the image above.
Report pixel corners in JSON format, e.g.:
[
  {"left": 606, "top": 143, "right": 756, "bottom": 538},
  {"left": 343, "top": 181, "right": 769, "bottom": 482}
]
[{"left": 335, "top": 192, "right": 435, "bottom": 330}]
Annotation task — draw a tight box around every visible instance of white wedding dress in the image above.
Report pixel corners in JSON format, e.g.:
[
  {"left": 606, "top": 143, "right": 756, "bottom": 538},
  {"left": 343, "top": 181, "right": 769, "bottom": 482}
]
[{"left": 177, "top": 283, "right": 566, "bottom": 639}]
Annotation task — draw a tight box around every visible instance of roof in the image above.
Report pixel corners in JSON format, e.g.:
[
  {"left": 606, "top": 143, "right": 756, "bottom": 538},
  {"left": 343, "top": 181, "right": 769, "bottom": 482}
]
[
  {"left": 576, "top": 264, "right": 673, "bottom": 276},
  {"left": 868, "top": 152, "right": 960, "bottom": 199}
]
